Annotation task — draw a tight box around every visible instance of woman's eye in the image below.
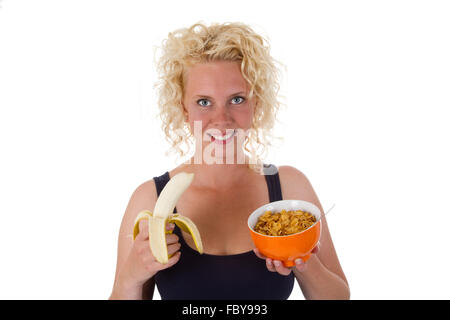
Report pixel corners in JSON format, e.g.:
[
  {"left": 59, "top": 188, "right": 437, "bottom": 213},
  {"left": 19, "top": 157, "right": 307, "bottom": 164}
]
[
  {"left": 197, "top": 99, "right": 211, "bottom": 107},
  {"left": 231, "top": 96, "right": 245, "bottom": 104},
  {"left": 197, "top": 97, "right": 245, "bottom": 107}
]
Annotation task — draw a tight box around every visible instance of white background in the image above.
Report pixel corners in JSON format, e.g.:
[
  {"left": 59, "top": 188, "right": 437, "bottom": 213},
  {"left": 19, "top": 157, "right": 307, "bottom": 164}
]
[{"left": 0, "top": 0, "right": 449, "bottom": 299}]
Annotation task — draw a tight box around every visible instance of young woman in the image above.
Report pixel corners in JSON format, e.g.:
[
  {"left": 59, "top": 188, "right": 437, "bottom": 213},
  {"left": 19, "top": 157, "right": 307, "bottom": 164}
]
[{"left": 109, "top": 22, "right": 349, "bottom": 300}]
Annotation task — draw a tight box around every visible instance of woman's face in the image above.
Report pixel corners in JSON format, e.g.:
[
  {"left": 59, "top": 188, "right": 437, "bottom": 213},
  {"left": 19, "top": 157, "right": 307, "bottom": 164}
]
[{"left": 182, "top": 60, "right": 256, "bottom": 160}]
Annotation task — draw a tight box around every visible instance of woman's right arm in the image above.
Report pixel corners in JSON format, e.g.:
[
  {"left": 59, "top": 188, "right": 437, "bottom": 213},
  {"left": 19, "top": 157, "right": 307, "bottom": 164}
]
[{"left": 109, "top": 180, "right": 181, "bottom": 300}]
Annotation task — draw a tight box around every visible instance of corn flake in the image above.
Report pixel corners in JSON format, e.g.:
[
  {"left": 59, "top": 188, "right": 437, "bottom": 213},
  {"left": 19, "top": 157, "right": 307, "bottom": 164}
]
[{"left": 254, "top": 209, "right": 317, "bottom": 236}]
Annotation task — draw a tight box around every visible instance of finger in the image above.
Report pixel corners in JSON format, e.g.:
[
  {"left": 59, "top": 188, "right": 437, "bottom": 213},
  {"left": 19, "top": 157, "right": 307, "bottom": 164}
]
[
  {"left": 139, "top": 218, "right": 148, "bottom": 232},
  {"left": 166, "top": 233, "right": 179, "bottom": 245},
  {"left": 136, "top": 237, "right": 153, "bottom": 256},
  {"left": 273, "top": 260, "right": 292, "bottom": 276},
  {"left": 166, "top": 223, "right": 175, "bottom": 231},
  {"left": 167, "top": 242, "right": 181, "bottom": 256},
  {"left": 253, "top": 248, "right": 267, "bottom": 260},
  {"left": 294, "top": 258, "right": 307, "bottom": 272},
  {"left": 266, "top": 258, "right": 277, "bottom": 272},
  {"left": 161, "top": 251, "right": 181, "bottom": 269},
  {"left": 136, "top": 219, "right": 149, "bottom": 240}
]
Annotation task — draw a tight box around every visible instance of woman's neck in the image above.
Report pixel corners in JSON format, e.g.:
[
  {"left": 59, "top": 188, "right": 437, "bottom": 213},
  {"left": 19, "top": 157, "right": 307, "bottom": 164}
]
[{"left": 183, "top": 156, "right": 255, "bottom": 191}]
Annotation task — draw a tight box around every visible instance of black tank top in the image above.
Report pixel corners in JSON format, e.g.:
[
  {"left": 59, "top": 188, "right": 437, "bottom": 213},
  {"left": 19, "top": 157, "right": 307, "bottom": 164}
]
[{"left": 151, "top": 164, "right": 294, "bottom": 300}]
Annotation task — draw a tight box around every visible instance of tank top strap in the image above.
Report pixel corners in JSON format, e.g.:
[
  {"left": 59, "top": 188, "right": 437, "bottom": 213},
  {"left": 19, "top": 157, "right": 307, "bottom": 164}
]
[
  {"left": 153, "top": 171, "right": 177, "bottom": 213},
  {"left": 263, "top": 164, "right": 283, "bottom": 202}
]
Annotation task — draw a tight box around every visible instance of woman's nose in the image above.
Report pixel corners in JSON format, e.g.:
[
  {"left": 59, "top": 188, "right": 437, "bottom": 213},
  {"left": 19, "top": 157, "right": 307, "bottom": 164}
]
[{"left": 212, "top": 105, "right": 232, "bottom": 124}]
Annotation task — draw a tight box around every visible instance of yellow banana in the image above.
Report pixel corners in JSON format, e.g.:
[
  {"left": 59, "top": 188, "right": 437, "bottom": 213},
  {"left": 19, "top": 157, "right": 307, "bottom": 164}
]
[{"left": 132, "top": 172, "right": 203, "bottom": 264}]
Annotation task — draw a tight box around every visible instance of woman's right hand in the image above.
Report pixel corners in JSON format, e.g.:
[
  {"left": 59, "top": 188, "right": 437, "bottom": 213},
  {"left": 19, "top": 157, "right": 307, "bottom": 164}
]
[{"left": 118, "top": 219, "right": 181, "bottom": 288}]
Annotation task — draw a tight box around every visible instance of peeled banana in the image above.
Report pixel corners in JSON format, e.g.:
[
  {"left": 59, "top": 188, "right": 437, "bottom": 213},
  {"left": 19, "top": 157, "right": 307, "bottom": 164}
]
[{"left": 132, "top": 172, "right": 203, "bottom": 264}]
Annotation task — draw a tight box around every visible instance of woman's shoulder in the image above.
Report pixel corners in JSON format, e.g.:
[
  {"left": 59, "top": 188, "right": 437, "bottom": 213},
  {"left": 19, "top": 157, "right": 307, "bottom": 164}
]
[
  {"left": 136, "top": 165, "right": 189, "bottom": 202},
  {"left": 137, "top": 165, "right": 185, "bottom": 197},
  {"left": 277, "top": 165, "right": 309, "bottom": 186},
  {"left": 134, "top": 178, "right": 158, "bottom": 199},
  {"left": 277, "top": 165, "right": 323, "bottom": 211},
  {"left": 125, "top": 178, "right": 158, "bottom": 218}
]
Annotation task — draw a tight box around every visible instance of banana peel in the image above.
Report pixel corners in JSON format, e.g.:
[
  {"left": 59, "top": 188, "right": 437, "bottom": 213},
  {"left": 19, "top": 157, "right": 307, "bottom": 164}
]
[{"left": 132, "top": 172, "right": 203, "bottom": 264}]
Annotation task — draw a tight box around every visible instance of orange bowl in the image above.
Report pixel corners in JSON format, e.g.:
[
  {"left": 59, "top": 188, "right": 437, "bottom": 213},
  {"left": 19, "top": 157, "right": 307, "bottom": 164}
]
[{"left": 248, "top": 200, "right": 322, "bottom": 267}]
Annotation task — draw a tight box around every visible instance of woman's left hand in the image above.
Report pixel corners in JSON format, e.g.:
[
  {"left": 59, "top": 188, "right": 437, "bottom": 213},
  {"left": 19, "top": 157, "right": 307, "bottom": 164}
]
[{"left": 253, "top": 244, "right": 320, "bottom": 275}]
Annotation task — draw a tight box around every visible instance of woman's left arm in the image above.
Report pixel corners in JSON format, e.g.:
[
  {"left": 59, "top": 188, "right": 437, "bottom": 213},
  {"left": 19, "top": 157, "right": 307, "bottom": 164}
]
[
  {"left": 293, "top": 250, "right": 350, "bottom": 300},
  {"left": 278, "top": 166, "right": 350, "bottom": 299}
]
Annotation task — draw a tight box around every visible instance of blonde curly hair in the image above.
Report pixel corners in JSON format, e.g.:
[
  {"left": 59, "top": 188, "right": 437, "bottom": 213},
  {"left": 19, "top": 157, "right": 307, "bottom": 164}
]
[{"left": 153, "top": 21, "right": 285, "bottom": 172}]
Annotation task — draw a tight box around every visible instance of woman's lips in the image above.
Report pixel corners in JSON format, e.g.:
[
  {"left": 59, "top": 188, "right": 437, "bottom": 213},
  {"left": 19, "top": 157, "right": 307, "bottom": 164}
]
[{"left": 208, "top": 129, "right": 237, "bottom": 144}]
